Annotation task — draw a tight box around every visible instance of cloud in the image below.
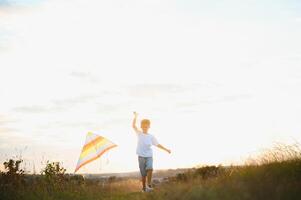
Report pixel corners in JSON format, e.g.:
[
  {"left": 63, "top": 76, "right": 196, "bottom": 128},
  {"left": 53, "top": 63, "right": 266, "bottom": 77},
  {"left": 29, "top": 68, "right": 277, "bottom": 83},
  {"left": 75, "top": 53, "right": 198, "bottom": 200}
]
[
  {"left": 70, "top": 71, "right": 101, "bottom": 83},
  {"left": 0, "top": 115, "right": 22, "bottom": 154},
  {"left": 126, "top": 82, "right": 250, "bottom": 103},
  {"left": 0, "top": 0, "right": 10, "bottom": 6},
  {"left": 0, "top": 115, "right": 16, "bottom": 125},
  {"left": 39, "top": 121, "right": 95, "bottom": 129},
  {"left": 12, "top": 93, "right": 102, "bottom": 114},
  {"left": 13, "top": 105, "right": 51, "bottom": 113},
  {"left": 173, "top": 93, "right": 253, "bottom": 114},
  {"left": 127, "top": 83, "right": 185, "bottom": 98},
  {"left": 10, "top": 82, "right": 229, "bottom": 117},
  {"left": 0, "top": 127, "right": 16, "bottom": 134},
  {"left": 126, "top": 82, "right": 220, "bottom": 98},
  {"left": 0, "top": 115, "right": 17, "bottom": 134},
  {"left": 200, "top": 94, "right": 253, "bottom": 104},
  {"left": 177, "top": 93, "right": 252, "bottom": 105},
  {"left": 0, "top": 31, "right": 11, "bottom": 50},
  {"left": 52, "top": 94, "right": 99, "bottom": 108},
  {"left": 0, "top": 0, "right": 44, "bottom": 7}
]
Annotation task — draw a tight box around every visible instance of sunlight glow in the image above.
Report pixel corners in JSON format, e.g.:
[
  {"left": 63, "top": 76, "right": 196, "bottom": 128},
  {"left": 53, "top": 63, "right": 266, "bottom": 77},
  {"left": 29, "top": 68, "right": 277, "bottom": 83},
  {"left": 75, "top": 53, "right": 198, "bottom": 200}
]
[{"left": 0, "top": 0, "right": 301, "bottom": 173}]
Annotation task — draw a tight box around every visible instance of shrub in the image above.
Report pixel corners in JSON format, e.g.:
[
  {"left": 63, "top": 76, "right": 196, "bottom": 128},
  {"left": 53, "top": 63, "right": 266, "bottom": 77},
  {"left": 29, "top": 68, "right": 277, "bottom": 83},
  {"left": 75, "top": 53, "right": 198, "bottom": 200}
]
[
  {"left": 41, "top": 161, "right": 67, "bottom": 188},
  {"left": 0, "top": 159, "right": 25, "bottom": 187},
  {"left": 195, "top": 165, "right": 221, "bottom": 179}
]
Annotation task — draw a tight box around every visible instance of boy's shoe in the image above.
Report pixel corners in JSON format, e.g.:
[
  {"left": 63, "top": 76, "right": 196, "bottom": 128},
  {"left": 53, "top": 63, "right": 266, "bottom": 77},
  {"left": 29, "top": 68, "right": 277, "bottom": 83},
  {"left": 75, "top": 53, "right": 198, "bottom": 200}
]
[
  {"left": 145, "top": 186, "right": 153, "bottom": 192},
  {"left": 141, "top": 186, "right": 153, "bottom": 193}
]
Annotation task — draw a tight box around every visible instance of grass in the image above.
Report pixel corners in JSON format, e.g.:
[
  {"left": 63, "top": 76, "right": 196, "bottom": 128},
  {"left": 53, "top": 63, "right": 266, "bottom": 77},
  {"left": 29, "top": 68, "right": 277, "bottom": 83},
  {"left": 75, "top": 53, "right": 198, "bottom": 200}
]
[{"left": 1, "top": 143, "right": 301, "bottom": 200}]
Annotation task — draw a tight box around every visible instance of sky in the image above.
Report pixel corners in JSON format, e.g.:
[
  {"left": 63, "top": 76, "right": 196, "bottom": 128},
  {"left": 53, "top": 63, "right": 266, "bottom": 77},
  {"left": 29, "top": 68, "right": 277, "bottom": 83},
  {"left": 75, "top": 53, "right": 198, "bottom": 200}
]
[{"left": 0, "top": 0, "right": 301, "bottom": 174}]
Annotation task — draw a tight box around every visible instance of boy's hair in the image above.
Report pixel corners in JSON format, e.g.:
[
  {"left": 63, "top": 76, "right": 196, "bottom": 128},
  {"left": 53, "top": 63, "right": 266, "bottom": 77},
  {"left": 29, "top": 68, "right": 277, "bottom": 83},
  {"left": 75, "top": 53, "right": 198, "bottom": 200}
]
[{"left": 141, "top": 119, "right": 151, "bottom": 126}]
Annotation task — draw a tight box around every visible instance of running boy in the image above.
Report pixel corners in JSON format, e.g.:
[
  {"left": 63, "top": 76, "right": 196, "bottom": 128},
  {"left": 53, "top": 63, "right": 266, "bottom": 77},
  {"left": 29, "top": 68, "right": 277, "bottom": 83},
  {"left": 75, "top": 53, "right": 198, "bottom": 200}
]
[{"left": 132, "top": 112, "right": 171, "bottom": 192}]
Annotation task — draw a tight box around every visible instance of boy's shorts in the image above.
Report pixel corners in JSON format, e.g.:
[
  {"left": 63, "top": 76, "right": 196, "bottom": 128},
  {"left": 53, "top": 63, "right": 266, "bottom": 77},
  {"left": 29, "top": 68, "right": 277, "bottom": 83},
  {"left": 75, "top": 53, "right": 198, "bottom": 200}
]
[{"left": 138, "top": 156, "right": 153, "bottom": 177}]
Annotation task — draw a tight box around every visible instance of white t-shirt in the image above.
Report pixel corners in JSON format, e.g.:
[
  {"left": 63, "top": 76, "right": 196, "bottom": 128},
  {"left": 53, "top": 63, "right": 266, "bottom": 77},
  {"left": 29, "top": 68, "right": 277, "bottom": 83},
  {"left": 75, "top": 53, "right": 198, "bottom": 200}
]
[{"left": 135, "top": 131, "right": 159, "bottom": 157}]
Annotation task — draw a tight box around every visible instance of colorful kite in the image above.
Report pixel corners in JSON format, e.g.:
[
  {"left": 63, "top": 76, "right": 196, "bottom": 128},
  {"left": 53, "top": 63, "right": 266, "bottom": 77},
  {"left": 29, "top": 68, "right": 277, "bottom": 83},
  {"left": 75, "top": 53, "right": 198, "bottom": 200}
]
[{"left": 75, "top": 132, "right": 117, "bottom": 173}]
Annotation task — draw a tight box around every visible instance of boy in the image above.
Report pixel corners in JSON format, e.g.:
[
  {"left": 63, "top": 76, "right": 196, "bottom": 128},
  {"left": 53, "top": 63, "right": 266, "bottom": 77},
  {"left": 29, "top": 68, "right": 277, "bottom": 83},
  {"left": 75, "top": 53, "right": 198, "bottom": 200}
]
[{"left": 132, "top": 112, "right": 171, "bottom": 192}]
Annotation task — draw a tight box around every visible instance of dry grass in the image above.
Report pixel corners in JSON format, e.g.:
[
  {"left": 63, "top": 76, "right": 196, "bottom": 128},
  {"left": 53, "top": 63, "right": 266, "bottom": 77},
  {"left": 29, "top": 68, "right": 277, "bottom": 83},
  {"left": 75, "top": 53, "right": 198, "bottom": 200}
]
[{"left": 1, "top": 143, "right": 301, "bottom": 200}]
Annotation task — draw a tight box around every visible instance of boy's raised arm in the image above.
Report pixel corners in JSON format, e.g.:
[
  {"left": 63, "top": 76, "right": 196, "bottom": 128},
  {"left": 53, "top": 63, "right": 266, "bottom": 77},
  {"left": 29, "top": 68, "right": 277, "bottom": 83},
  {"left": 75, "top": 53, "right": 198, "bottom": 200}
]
[{"left": 132, "top": 112, "right": 140, "bottom": 133}]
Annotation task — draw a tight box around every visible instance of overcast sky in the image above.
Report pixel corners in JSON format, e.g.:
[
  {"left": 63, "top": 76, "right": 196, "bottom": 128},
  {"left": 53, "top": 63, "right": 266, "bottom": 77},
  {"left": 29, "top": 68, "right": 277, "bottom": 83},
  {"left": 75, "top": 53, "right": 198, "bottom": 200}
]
[{"left": 0, "top": 0, "right": 301, "bottom": 173}]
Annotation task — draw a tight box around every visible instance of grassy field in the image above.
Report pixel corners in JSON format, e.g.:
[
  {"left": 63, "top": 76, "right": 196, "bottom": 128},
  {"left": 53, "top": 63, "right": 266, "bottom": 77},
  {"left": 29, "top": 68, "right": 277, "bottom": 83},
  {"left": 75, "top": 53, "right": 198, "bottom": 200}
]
[{"left": 1, "top": 144, "right": 301, "bottom": 200}]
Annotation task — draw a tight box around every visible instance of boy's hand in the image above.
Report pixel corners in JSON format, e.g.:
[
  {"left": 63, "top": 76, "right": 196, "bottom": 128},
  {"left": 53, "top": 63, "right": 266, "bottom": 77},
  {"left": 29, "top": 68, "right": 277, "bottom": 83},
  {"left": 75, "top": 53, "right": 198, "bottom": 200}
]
[
  {"left": 132, "top": 112, "right": 140, "bottom": 133},
  {"left": 133, "top": 112, "right": 138, "bottom": 118}
]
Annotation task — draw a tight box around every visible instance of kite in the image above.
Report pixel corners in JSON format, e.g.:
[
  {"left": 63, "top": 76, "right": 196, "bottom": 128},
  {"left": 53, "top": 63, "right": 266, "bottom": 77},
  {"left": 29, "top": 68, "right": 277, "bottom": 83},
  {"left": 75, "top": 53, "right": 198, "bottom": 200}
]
[{"left": 75, "top": 132, "right": 117, "bottom": 173}]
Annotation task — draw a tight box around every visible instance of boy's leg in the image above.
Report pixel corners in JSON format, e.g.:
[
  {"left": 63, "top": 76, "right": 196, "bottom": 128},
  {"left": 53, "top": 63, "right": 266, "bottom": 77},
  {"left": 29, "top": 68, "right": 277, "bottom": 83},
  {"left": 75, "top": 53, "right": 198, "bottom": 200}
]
[
  {"left": 146, "top": 169, "right": 153, "bottom": 187},
  {"left": 142, "top": 176, "right": 146, "bottom": 190},
  {"left": 138, "top": 157, "right": 147, "bottom": 190},
  {"left": 146, "top": 157, "right": 154, "bottom": 188}
]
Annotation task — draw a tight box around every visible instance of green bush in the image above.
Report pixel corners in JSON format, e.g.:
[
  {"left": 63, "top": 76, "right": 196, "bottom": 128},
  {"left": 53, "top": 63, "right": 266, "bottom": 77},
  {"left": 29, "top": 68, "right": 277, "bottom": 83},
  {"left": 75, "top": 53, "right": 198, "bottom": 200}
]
[
  {"left": 41, "top": 161, "right": 66, "bottom": 184},
  {"left": 0, "top": 159, "right": 25, "bottom": 186}
]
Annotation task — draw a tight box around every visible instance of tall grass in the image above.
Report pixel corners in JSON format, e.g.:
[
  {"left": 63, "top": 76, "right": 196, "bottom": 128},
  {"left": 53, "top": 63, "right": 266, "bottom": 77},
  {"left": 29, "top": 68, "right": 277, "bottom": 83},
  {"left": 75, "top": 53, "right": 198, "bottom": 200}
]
[
  {"left": 139, "top": 143, "right": 301, "bottom": 200},
  {"left": 0, "top": 143, "right": 301, "bottom": 200}
]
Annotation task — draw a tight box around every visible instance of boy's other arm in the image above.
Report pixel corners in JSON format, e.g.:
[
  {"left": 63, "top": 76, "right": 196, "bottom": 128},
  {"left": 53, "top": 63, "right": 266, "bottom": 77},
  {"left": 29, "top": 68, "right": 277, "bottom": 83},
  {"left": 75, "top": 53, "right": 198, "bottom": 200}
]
[
  {"left": 156, "top": 144, "right": 171, "bottom": 154},
  {"left": 132, "top": 112, "right": 141, "bottom": 133}
]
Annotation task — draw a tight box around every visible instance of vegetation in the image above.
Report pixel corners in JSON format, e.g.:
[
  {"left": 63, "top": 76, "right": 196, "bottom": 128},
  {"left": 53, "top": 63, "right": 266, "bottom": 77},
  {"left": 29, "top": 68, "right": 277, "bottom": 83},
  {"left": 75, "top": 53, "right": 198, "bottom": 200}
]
[{"left": 0, "top": 144, "right": 301, "bottom": 200}]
